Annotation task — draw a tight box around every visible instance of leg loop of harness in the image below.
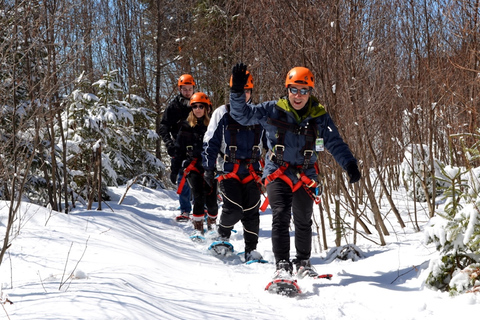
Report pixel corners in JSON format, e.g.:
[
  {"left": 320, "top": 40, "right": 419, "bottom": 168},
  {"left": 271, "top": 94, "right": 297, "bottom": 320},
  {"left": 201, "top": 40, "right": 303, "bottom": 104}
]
[{"left": 177, "top": 158, "right": 200, "bottom": 194}]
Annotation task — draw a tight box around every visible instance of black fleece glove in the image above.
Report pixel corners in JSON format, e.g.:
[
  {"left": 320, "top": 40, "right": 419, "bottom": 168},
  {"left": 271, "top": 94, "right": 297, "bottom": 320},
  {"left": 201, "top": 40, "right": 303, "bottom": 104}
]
[
  {"left": 167, "top": 142, "right": 176, "bottom": 157},
  {"left": 345, "top": 161, "right": 361, "bottom": 184},
  {"left": 230, "top": 63, "right": 249, "bottom": 93},
  {"left": 204, "top": 170, "right": 216, "bottom": 188}
]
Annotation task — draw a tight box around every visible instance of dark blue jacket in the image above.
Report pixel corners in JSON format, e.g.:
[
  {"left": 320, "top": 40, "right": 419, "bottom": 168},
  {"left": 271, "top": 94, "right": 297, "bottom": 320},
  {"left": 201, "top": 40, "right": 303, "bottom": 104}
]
[
  {"left": 229, "top": 92, "right": 357, "bottom": 184},
  {"left": 203, "top": 104, "right": 266, "bottom": 175}
]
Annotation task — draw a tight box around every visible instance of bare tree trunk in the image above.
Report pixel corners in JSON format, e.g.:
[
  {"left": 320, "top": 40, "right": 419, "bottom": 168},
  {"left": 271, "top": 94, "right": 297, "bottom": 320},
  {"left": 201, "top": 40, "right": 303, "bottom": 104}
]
[
  {"left": 413, "top": 150, "right": 421, "bottom": 229},
  {"left": 0, "top": 180, "right": 16, "bottom": 265},
  {"left": 317, "top": 201, "right": 328, "bottom": 250},
  {"left": 44, "top": 0, "right": 60, "bottom": 211},
  {"left": 334, "top": 168, "right": 342, "bottom": 247},
  {"left": 362, "top": 173, "right": 387, "bottom": 245},
  {"left": 87, "top": 149, "right": 97, "bottom": 210},
  {"left": 339, "top": 181, "right": 372, "bottom": 235},
  {"left": 365, "top": 138, "right": 406, "bottom": 228},
  {"left": 57, "top": 111, "right": 69, "bottom": 213},
  {"left": 319, "top": 172, "right": 333, "bottom": 230},
  {"left": 97, "top": 143, "right": 102, "bottom": 211},
  {"left": 155, "top": 0, "right": 163, "bottom": 161}
]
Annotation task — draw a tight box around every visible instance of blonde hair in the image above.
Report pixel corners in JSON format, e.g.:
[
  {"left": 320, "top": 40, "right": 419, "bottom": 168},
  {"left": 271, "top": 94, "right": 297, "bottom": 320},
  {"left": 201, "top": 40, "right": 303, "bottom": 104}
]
[{"left": 187, "top": 104, "right": 210, "bottom": 127}]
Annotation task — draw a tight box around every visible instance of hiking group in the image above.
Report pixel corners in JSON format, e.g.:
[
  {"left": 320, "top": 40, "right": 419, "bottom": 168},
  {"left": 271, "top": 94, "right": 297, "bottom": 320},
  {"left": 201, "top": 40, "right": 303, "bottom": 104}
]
[{"left": 160, "top": 63, "right": 361, "bottom": 281}]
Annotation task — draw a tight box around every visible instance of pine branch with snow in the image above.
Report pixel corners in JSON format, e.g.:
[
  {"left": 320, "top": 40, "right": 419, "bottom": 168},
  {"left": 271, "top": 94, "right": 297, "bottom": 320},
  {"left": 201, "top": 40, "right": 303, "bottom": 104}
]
[
  {"left": 425, "top": 142, "right": 480, "bottom": 294},
  {"left": 400, "top": 144, "right": 447, "bottom": 202},
  {"left": 60, "top": 70, "right": 166, "bottom": 199}
]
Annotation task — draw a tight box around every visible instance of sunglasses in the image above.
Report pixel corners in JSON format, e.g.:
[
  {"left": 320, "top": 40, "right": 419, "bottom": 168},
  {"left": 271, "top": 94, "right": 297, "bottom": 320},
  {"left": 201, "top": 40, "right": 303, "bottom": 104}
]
[
  {"left": 288, "top": 87, "right": 311, "bottom": 95},
  {"left": 191, "top": 104, "right": 205, "bottom": 110}
]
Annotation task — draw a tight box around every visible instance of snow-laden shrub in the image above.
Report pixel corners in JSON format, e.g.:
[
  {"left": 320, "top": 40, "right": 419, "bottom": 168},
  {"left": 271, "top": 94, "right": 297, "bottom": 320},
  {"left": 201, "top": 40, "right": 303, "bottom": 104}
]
[
  {"left": 60, "top": 70, "right": 165, "bottom": 197},
  {"left": 425, "top": 163, "right": 480, "bottom": 294},
  {"left": 401, "top": 144, "right": 447, "bottom": 202},
  {"left": 325, "top": 244, "right": 365, "bottom": 262}
]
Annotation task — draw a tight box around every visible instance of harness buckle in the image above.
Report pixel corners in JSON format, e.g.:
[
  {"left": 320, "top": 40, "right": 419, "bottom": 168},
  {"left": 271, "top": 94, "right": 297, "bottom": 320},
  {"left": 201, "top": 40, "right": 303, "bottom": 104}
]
[
  {"left": 251, "top": 145, "right": 260, "bottom": 162},
  {"left": 228, "top": 145, "right": 237, "bottom": 162},
  {"left": 303, "top": 150, "right": 314, "bottom": 157},
  {"left": 302, "top": 150, "right": 314, "bottom": 169},
  {"left": 274, "top": 145, "right": 285, "bottom": 154},
  {"left": 271, "top": 145, "right": 286, "bottom": 166}
]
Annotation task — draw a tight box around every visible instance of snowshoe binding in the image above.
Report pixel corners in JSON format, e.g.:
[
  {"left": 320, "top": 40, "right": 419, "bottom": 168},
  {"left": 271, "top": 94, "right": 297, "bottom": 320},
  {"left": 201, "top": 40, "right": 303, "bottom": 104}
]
[
  {"left": 208, "top": 240, "right": 234, "bottom": 256},
  {"left": 175, "top": 212, "right": 190, "bottom": 222},
  {"left": 294, "top": 259, "right": 333, "bottom": 280},
  {"left": 244, "top": 250, "right": 268, "bottom": 264},
  {"left": 265, "top": 260, "right": 301, "bottom": 296}
]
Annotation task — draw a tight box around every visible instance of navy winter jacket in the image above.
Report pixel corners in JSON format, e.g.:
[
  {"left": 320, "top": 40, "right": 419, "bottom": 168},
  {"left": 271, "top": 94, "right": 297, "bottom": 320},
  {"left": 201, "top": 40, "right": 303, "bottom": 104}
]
[
  {"left": 202, "top": 104, "right": 267, "bottom": 175},
  {"left": 229, "top": 92, "right": 357, "bottom": 184}
]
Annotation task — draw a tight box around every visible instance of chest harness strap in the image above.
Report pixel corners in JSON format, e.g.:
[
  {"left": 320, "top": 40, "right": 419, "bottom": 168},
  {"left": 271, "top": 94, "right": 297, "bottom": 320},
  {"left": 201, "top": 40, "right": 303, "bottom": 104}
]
[
  {"left": 176, "top": 146, "right": 200, "bottom": 195},
  {"left": 260, "top": 112, "right": 321, "bottom": 210},
  {"left": 217, "top": 116, "right": 264, "bottom": 185}
]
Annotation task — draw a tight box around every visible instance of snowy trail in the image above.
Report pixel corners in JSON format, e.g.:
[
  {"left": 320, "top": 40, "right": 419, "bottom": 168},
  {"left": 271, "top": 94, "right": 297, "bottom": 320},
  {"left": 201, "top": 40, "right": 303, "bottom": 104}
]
[{"left": 1, "top": 185, "right": 478, "bottom": 320}]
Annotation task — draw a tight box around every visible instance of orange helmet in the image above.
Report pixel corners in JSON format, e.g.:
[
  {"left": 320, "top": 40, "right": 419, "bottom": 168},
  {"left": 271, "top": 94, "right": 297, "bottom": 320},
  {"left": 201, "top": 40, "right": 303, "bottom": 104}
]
[
  {"left": 190, "top": 92, "right": 211, "bottom": 107},
  {"left": 229, "top": 70, "right": 254, "bottom": 89},
  {"left": 285, "top": 67, "right": 314, "bottom": 88},
  {"left": 178, "top": 74, "right": 196, "bottom": 87}
]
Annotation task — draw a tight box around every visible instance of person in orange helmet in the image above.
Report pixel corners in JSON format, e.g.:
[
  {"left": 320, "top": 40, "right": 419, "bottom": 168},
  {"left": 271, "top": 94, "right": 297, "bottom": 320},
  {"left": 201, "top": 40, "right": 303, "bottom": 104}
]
[
  {"left": 229, "top": 63, "right": 360, "bottom": 279},
  {"left": 171, "top": 92, "right": 218, "bottom": 235},
  {"left": 202, "top": 71, "right": 267, "bottom": 262},
  {"left": 159, "top": 74, "right": 196, "bottom": 219}
]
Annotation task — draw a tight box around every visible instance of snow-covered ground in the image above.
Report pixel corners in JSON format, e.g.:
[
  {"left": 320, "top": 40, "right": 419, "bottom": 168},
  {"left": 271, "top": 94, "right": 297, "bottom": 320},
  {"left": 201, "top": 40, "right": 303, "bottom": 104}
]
[{"left": 1, "top": 184, "right": 478, "bottom": 320}]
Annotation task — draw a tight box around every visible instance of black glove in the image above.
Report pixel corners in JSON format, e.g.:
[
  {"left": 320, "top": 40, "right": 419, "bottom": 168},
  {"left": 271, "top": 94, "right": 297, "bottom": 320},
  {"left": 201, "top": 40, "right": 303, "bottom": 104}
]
[
  {"left": 167, "top": 142, "right": 176, "bottom": 157},
  {"left": 204, "top": 170, "right": 215, "bottom": 188},
  {"left": 230, "top": 63, "right": 249, "bottom": 93},
  {"left": 170, "top": 171, "right": 178, "bottom": 184},
  {"left": 345, "top": 161, "right": 361, "bottom": 184}
]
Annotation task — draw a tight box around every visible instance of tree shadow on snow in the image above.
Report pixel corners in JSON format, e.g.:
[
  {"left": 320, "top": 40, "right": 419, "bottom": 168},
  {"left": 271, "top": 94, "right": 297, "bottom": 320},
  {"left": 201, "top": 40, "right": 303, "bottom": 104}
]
[{"left": 334, "top": 260, "right": 430, "bottom": 291}]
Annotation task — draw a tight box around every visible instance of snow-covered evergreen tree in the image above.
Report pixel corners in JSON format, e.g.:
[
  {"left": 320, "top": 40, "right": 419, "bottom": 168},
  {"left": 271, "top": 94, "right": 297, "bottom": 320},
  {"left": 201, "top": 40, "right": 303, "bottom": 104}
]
[
  {"left": 60, "top": 70, "right": 164, "bottom": 200},
  {"left": 425, "top": 146, "right": 480, "bottom": 294},
  {"left": 401, "top": 144, "right": 447, "bottom": 202}
]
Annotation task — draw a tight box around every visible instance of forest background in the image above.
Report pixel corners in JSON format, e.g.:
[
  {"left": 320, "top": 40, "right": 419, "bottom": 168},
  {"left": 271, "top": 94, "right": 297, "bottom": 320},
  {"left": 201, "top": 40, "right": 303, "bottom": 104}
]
[{"left": 1, "top": 0, "right": 480, "bottom": 289}]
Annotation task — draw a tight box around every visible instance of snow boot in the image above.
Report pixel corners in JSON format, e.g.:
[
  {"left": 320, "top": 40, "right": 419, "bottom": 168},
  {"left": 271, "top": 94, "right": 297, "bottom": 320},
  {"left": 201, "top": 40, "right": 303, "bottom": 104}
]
[
  {"left": 192, "top": 218, "right": 204, "bottom": 235},
  {"left": 294, "top": 259, "right": 319, "bottom": 279},
  {"left": 175, "top": 211, "right": 190, "bottom": 222},
  {"left": 207, "top": 216, "right": 217, "bottom": 231},
  {"left": 245, "top": 250, "right": 263, "bottom": 262},
  {"left": 273, "top": 260, "right": 293, "bottom": 279}
]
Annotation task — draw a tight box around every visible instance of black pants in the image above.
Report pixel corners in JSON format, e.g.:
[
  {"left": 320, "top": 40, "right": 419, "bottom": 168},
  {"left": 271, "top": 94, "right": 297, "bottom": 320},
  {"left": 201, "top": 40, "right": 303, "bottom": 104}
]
[
  {"left": 218, "top": 177, "right": 261, "bottom": 252},
  {"left": 266, "top": 179, "right": 313, "bottom": 263},
  {"left": 187, "top": 171, "right": 218, "bottom": 219}
]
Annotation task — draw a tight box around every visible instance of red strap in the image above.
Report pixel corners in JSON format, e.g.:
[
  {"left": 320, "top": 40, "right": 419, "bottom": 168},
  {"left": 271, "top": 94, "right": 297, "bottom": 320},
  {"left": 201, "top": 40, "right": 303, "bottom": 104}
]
[
  {"left": 262, "top": 161, "right": 322, "bottom": 210},
  {"left": 176, "top": 158, "right": 200, "bottom": 194},
  {"left": 217, "top": 163, "right": 241, "bottom": 183},
  {"left": 259, "top": 158, "right": 265, "bottom": 168},
  {"left": 217, "top": 163, "right": 261, "bottom": 185},
  {"left": 291, "top": 173, "right": 317, "bottom": 193},
  {"left": 264, "top": 164, "right": 289, "bottom": 186},
  {"left": 298, "top": 172, "right": 321, "bottom": 204},
  {"left": 260, "top": 197, "right": 269, "bottom": 212},
  {"left": 246, "top": 164, "right": 262, "bottom": 184},
  {"left": 264, "top": 166, "right": 321, "bottom": 204}
]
